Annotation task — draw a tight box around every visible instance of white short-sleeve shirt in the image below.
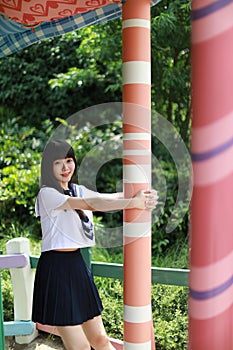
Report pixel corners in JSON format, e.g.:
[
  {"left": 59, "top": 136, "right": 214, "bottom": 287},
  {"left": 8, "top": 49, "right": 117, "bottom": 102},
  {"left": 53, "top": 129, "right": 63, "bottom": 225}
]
[{"left": 35, "top": 185, "right": 95, "bottom": 252}]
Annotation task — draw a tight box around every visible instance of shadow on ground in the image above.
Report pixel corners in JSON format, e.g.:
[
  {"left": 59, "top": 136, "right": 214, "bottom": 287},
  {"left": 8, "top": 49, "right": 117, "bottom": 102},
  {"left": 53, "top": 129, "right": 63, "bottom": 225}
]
[{"left": 6, "top": 332, "right": 65, "bottom": 350}]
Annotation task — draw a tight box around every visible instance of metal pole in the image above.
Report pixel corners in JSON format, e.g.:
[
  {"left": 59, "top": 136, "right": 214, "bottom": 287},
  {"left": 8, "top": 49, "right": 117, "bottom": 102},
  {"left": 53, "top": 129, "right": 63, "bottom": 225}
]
[
  {"left": 122, "top": 0, "right": 155, "bottom": 348},
  {"left": 189, "top": 1, "right": 233, "bottom": 349}
]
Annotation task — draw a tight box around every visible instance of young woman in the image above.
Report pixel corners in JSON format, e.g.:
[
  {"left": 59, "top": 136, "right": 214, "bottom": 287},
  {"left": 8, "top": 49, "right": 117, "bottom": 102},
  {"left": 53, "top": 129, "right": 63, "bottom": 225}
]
[{"left": 32, "top": 140, "right": 158, "bottom": 350}]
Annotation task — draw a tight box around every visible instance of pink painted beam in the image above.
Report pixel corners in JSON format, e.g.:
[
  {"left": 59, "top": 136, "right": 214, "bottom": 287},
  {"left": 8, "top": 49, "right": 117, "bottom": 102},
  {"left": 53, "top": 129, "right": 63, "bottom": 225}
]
[
  {"left": 0, "top": 254, "right": 28, "bottom": 269},
  {"left": 122, "top": 0, "right": 155, "bottom": 349},
  {"left": 189, "top": 1, "right": 233, "bottom": 349}
]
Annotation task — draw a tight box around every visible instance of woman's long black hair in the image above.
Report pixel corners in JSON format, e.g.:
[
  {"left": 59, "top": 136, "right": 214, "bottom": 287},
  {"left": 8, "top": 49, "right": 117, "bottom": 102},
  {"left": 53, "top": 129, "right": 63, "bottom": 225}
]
[{"left": 40, "top": 140, "right": 77, "bottom": 192}]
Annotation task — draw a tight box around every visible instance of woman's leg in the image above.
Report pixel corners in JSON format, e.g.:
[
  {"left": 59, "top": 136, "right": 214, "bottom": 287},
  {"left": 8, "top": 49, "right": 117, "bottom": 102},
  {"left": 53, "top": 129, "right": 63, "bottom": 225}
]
[
  {"left": 82, "top": 315, "right": 116, "bottom": 350},
  {"left": 57, "top": 325, "right": 91, "bottom": 350}
]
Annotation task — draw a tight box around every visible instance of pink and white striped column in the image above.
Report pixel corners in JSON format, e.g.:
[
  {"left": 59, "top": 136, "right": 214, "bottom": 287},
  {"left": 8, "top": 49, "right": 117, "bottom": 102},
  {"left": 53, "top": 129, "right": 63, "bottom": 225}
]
[
  {"left": 122, "top": 0, "right": 155, "bottom": 349},
  {"left": 189, "top": 1, "right": 233, "bottom": 349}
]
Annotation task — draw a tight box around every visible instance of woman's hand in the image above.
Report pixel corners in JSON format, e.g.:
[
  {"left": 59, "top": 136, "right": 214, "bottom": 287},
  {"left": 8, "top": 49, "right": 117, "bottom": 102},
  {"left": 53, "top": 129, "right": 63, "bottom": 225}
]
[{"left": 133, "top": 189, "right": 159, "bottom": 210}]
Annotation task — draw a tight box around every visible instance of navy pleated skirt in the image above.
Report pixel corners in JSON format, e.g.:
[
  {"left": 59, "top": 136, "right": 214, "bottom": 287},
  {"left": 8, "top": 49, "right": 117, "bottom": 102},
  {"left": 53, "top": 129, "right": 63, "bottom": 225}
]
[{"left": 32, "top": 249, "right": 103, "bottom": 326}]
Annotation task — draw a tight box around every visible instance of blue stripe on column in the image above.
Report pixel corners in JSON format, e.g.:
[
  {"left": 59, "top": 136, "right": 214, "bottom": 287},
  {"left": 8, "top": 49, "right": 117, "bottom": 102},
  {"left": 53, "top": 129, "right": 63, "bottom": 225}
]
[
  {"left": 191, "top": 0, "right": 233, "bottom": 21},
  {"left": 190, "top": 274, "right": 233, "bottom": 300},
  {"left": 191, "top": 136, "right": 233, "bottom": 161}
]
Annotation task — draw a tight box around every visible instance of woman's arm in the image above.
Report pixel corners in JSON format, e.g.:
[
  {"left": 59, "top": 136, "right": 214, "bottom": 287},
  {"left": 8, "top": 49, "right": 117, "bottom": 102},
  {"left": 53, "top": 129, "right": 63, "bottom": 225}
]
[
  {"left": 55, "top": 190, "right": 158, "bottom": 212},
  {"left": 80, "top": 187, "right": 124, "bottom": 200}
]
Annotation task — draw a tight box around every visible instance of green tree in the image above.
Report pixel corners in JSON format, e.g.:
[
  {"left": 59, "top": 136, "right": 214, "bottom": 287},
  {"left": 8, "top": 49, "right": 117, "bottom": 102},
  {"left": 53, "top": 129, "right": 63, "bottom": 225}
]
[
  {"left": 0, "top": 35, "right": 82, "bottom": 124},
  {"left": 0, "top": 1, "right": 191, "bottom": 136},
  {"left": 151, "top": 0, "right": 191, "bottom": 144},
  {"left": 49, "top": 22, "right": 122, "bottom": 104},
  {"left": 0, "top": 21, "right": 122, "bottom": 125}
]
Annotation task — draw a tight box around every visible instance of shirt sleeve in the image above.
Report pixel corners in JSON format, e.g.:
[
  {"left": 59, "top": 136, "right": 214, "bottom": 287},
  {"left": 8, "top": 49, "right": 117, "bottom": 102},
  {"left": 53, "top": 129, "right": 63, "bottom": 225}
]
[{"left": 39, "top": 187, "right": 69, "bottom": 215}]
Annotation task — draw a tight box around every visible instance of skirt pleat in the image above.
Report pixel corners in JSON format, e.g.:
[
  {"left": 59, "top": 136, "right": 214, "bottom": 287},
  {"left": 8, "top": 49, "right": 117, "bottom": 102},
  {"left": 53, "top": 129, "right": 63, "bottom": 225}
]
[{"left": 32, "top": 249, "right": 103, "bottom": 326}]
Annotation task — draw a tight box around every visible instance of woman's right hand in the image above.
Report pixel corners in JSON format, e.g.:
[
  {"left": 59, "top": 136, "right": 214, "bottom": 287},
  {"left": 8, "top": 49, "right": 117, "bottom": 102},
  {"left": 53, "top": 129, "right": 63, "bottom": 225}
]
[{"left": 133, "top": 189, "right": 159, "bottom": 210}]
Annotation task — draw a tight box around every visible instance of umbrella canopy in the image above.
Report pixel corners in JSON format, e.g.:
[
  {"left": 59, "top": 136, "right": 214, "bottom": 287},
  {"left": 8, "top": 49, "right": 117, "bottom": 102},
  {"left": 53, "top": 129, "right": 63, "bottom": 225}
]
[
  {"left": 0, "top": 0, "right": 161, "bottom": 58},
  {"left": 0, "top": 0, "right": 121, "bottom": 25}
]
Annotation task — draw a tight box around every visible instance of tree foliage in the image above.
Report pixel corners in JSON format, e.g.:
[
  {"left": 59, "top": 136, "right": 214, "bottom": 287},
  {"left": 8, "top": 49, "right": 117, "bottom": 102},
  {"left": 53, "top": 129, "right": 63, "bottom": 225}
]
[
  {"left": 0, "top": 21, "right": 122, "bottom": 125},
  {"left": 0, "top": 0, "right": 190, "bottom": 131},
  {"left": 151, "top": 0, "right": 191, "bottom": 143},
  {"left": 0, "top": 36, "right": 82, "bottom": 124}
]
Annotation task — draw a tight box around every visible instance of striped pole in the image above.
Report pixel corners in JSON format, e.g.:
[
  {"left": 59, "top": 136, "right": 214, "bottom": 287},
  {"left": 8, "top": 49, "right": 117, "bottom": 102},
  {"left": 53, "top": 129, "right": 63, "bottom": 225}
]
[
  {"left": 189, "top": 1, "right": 233, "bottom": 349},
  {"left": 122, "top": 0, "right": 155, "bottom": 349}
]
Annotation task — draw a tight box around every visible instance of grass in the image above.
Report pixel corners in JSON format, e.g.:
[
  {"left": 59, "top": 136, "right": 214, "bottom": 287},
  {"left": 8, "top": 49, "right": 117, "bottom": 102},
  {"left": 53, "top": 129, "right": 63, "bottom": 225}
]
[
  {"left": 92, "top": 235, "right": 189, "bottom": 269},
  {"left": 152, "top": 236, "right": 189, "bottom": 269}
]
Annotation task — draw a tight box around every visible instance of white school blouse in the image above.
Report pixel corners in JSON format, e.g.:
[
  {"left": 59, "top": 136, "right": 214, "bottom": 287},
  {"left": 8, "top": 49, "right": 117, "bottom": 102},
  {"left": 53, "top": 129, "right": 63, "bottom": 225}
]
[{"left": 35, "top": 185, "right": 95, "bottom": 252}]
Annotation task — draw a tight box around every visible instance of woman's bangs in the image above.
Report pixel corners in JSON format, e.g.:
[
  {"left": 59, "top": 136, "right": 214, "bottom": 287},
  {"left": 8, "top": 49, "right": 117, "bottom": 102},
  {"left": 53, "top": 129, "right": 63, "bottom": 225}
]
[
  {"left": 65, "top": 147, "right": 76, "bottom": 161},
  {"left": 47, "top": 140, "right": 74, "bottom": 162}
]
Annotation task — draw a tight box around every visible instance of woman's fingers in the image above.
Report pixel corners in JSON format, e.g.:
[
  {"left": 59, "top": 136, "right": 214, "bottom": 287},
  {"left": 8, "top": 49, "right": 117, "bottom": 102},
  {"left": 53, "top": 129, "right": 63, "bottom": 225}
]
[
  {"left": 145, "top": 199, "right": 157, "bottom": 209},
  {"left": 133, "top": 189, "right": 158, "bottom": 210},
  {"left": 143, "top": 189, "right": 159, "bottom": 210}
]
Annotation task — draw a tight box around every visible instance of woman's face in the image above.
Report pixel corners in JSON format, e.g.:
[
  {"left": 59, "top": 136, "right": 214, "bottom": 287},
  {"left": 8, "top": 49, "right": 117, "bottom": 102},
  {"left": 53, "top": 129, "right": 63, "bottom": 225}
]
[{"left": 53, "top": 157, "right": 75, "bottom": 188}]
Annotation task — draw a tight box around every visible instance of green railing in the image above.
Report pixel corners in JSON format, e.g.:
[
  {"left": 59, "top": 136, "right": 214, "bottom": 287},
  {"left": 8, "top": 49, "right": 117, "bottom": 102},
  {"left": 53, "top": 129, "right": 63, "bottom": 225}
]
[{"left": 30, "top": 250, "right": 189, "bottom": 287}]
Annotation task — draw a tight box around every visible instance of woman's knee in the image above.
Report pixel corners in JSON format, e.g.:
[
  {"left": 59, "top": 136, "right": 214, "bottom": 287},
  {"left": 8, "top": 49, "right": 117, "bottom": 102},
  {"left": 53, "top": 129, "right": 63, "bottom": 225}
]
[
  {"left": 60, "top": 336, "right": 91, "bottom": 350},
  {"left": 82, "top": 316, "right": 115, "bottom": 350},
  {"left": 90, "top": 332, "right": 110, "bottom": 349},
  {"left": 62, "top": 339, "right": 90, "bottom": 350},
  {"left": 57, "top": 325, "right": 90, "bottom": 350}
]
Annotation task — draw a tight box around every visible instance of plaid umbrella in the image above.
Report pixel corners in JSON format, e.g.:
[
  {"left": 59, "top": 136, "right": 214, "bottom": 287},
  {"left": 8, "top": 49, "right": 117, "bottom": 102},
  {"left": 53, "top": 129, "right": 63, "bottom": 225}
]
[
  {"left": 0, "top": 0, "right": 161, "bottom": 58},
  {"left": 0, "top": 3, "right": 122, "bottom": 58}
]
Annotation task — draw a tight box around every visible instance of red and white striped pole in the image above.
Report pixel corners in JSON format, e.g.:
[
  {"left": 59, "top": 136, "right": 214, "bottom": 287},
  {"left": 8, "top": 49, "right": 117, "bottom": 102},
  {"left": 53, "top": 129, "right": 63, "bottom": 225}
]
[
  {"left": 122, "top": 0, "right": 155, "bottom": 349},
  {"left": 189, "top": 1, "right": 233, "bottom": 349}
]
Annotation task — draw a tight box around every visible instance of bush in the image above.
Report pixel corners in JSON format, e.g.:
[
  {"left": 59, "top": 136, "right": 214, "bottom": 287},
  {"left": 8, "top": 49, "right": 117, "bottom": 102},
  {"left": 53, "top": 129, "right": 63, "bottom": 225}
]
[
  {"left": 95, "top": 277, "right": 123, "bottom": 339},
  {"left": 1, "top": 270, "right": 14, "bottom": 321},
  {"left": 0, "top": 117, "right": 52, "bottom": 239},
  {"left": 152, "top": 284, "right": 188, "bottom": 350},
  {"left": 94, "top": 276, "right": 188, "bottom": 349}
]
